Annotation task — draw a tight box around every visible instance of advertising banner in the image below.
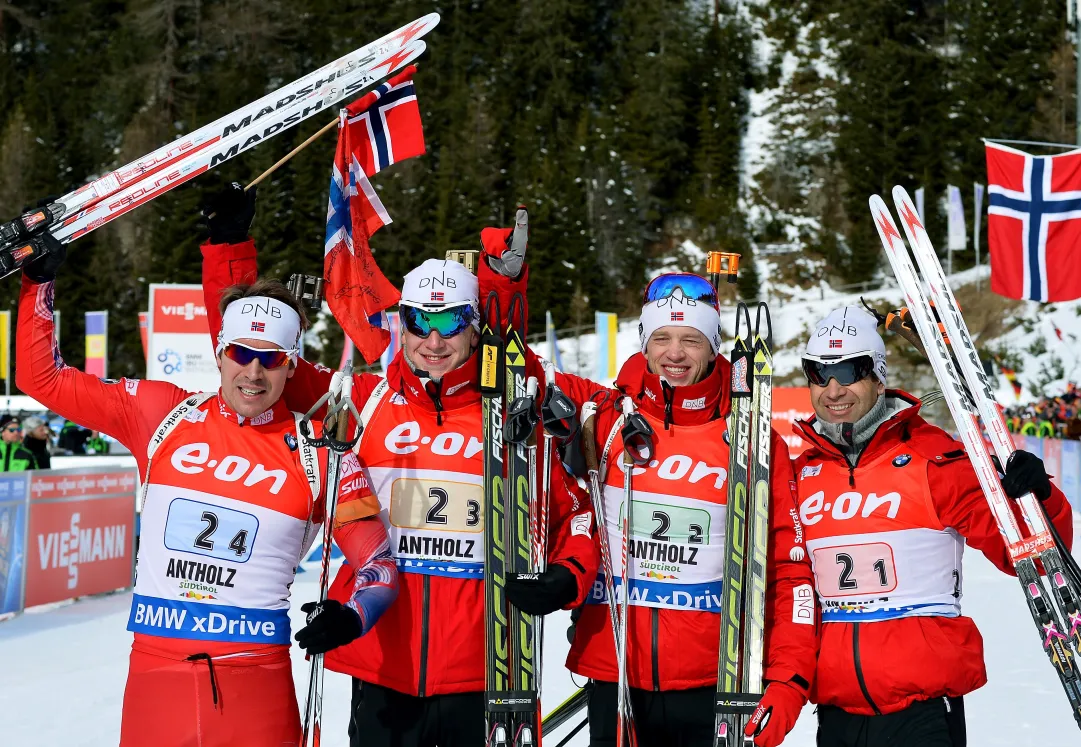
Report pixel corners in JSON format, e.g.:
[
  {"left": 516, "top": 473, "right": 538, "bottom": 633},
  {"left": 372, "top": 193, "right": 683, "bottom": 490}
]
[
  {"left": 23, "top": 468, "right": 137, "bottom": 609},
  {"left": 147, "top": 284, "right": 218, "bottom": 392},
  {"left": 772, "top": 387, "right": 815, "bottom": 455},
  {"left": 0, "top": 474, "right": 28, "bottom": 616},
  {"left": 85, "top": 310, "right": 108, "bottom": 378}
]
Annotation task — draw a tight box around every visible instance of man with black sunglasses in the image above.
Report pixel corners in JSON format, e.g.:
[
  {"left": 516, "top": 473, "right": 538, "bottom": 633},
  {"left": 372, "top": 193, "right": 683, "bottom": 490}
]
[
  {"left": 0, "top": 415, "right": 36, "bottom": 472},
  {"left": 793, "top": 306, "right": 1074, "bottom": 747},
  {"left": 15, "top": 236, "right": 398, "bottom": 747}
]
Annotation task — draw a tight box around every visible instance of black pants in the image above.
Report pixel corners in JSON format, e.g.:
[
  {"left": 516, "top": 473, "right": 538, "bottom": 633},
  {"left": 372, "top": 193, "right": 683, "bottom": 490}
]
[
  {"left": 348, "top": 679, "right": 484, "bottom": 747},
  {"left": 588, "top": 681, "right": 714, "bottom": 747},
  {"left": 817, "top": 697, "right": 966, "bottom": 747}
]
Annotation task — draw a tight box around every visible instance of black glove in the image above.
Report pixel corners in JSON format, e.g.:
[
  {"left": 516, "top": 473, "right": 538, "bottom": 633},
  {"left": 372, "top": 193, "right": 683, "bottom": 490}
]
[
  {"left": 1001, "top": 449, "right": 1053, "bottom": 501},
  {"left": 23, "top": 230, "right": 66, "bottom": 284},
  {"left": 201, "top": 182, "right": 257, "bottom": 244},
  {"left": 505, "top": 563, "right": 577, "bottom": 616},
  {"left": 294, "top": 599, "right": 363, "bottom": 655}
]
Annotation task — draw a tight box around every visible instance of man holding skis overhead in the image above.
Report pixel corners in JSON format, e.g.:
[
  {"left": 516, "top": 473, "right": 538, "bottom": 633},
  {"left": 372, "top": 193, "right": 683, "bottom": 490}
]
[
  {"left": 480, "top": 240, "right": 817, "bottom": 746},
  {"left": 793, "top": 306, "right": 1074, "bottom": 746},
  {"left": 15, "top": 235, "right": 397, "bottom": 747},
  {"left": 199, "top": 187, "right": 599, "bottom": 747}
]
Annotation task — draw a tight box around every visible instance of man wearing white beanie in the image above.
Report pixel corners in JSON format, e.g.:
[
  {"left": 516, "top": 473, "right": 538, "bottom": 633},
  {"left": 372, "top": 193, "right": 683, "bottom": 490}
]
[{"left": 793, "top": 305, "right": 1074, "bottom": 746}]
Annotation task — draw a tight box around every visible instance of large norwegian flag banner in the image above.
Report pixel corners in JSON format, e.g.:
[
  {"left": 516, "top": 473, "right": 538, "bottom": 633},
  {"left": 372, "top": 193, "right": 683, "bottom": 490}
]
[
  {"left": 986, "top": 141, "right": 1081, "bottom": 302},
  {"left": 324, "top": 65, "right": 426, "bottom": 363}
]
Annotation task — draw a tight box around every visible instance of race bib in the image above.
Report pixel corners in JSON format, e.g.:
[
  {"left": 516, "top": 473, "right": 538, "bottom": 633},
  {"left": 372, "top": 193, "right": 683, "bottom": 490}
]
[
  {"left": 385, "top": 477, "right": 484, "bottom": 578},
  {"left": 589, "top": 487, "right": 726, "bottom": 612}
]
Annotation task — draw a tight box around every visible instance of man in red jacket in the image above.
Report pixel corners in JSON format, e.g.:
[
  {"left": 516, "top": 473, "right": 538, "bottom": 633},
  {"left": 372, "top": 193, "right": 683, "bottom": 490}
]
[
  {"left": 794, "top": 306, "right": 1074, "bottom": 747},
  {"left": 17, "top": 235, "right": 396, "bottom": 747},
  {"left": 482, "top": 259, "right": 817, "bottom": 746},
  {"left": 199, "top": 187, "right": 598, "bottom": 747}
]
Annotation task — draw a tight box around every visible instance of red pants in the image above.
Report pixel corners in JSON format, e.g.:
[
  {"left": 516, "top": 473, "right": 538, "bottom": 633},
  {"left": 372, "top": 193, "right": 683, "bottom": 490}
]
[{"left": 120, "top": 641, "right": 301, "bottom": 747}]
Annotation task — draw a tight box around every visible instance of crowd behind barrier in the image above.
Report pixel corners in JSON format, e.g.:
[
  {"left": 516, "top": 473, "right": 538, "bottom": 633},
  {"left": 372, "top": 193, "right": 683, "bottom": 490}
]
[{"left": 1005, "top": 383, "right": 1081, "bottom": 440}]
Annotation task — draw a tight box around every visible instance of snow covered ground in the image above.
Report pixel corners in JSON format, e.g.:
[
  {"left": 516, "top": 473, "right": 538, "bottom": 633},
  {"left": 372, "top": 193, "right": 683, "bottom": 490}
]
[{"left": 3, "top": 538, "right": 1080, "bottom": 746}]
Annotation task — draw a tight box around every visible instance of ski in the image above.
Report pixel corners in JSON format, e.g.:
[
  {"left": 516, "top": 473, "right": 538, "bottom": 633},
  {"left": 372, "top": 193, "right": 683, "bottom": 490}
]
[
  {"left": 715, "top": 302, "right": 756, "bottom": 746},
  {"left": 869, "top": 192, "right": 1081, "bottom": 728},
  {"left": 541, "top": 687, "right": 588, "bottom": 734},
  {"left": 0, "top": 15, "right": 440, "bottom": 276},
  {"left": 503, "top": 294, "right": 539, "bottom": 747}
]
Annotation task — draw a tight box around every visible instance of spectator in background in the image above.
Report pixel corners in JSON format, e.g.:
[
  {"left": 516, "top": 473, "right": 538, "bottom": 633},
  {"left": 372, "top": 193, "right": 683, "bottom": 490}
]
[
  {"left": 0, "top": 416, "right": 36, "bottom": 472},
  {"left": 21, "top": 415, "right": 52, "bottom": 469},
  {"left": 86, "top": 431, "right": 108, "bottom": 455},
  {"left": 57, "top": 419, "right": 91, "bottom": 454}
]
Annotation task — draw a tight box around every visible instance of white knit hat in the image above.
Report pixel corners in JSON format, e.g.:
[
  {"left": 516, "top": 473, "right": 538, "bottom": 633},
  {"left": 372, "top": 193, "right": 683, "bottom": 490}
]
[
  {"left": 638, "top": 287, "right": 723, "bottom": 355},
  {"left": 803, "top": 306, "right": 887, "bottom": 385}
]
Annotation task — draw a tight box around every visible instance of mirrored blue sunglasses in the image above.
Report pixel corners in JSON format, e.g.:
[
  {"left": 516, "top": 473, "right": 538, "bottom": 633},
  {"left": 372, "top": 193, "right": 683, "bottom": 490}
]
[
  {"left": 643, "top": 273, "right": 718, "bottom": 309},
  {"left": 400, "top": 303, "right": 475, "bottom": 339}
]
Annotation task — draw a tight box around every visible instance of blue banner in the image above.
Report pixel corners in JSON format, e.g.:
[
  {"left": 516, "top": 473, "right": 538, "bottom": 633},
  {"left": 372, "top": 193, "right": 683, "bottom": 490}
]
[{"left": 0, "top": 474, "right": 29, "bottom": 615}]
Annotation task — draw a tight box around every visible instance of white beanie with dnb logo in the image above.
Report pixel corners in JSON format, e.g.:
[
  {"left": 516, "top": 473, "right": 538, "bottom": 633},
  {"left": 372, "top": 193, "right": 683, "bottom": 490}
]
[
  {"left": 401, "top": 258, "right": 478, "bottom": 307},
  {"left": 803, "top": 306, "right": 888, "bottom": 385},
  {"left": 638, "top": 287, "right": 723, "bottom": 355}
]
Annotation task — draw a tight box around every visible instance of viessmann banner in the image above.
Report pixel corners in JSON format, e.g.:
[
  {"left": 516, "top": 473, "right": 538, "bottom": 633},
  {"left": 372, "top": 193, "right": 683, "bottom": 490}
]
[
  {"left": 147, "top": 284, "right": 219, "bottom": 393},
  {"left": 0, "top": 467, "right": 138, "bottom": 616}
]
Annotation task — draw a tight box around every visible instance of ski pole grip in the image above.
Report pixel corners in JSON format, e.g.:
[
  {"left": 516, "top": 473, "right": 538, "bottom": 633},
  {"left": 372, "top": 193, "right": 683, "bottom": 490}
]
[
  {"left": 526, "top": 376, "right": 539, "bottom": 399},
  {"left": 581, "top": 402, "right": 599, "bottom": 473},
  {"left": 543, "top": 359, "right": 557, "bottom": 387}
]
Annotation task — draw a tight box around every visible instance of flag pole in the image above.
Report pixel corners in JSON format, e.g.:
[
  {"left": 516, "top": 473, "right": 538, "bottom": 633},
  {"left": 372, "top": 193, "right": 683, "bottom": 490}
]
[
  {"left": 246, "top": 117, "right": 339, "bottom": 191},
  {"left": 244, "top": 63, "right": 421, "bottom": 192}
]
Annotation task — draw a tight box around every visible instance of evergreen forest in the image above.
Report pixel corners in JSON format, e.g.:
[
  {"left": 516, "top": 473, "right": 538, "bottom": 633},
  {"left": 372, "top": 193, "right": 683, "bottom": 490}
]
[{"left": 0, "top": 0, "right": 1075, "bottom": 377}]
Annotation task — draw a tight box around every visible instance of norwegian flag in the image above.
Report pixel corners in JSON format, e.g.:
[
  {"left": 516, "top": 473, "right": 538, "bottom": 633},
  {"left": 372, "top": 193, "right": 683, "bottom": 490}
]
[
  {"left": 670, "top": 311, "right": 684, "bottom": 321},
  {"left": 324, "top": 66, "right": 426, "bottom": 363},
  {"left": 251, "top": 321, "right": 265, "bottom": 333},
  {"left": 986, "top": 141, "right": 1081, "bottom": 301},
  {"left": 829, "top": 339, "right": 842, "bottom": 349},
  {"left": 431, "top": 291, "right": 445, "bottom": 302}
]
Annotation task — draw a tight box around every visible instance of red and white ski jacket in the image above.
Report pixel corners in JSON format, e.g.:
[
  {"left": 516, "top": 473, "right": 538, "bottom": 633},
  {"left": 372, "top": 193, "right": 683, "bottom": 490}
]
[
  {"left": 794, "top": 390, "right": 1075, "bottom": 716},
  {"left": 15, "top": 274, "right": 393, "bottom": 665},
  {"left": 538, "top": 353, "right": 819, "bottom": 694},
  {"left": 201, "top": 240, "right": 598, "bottom": 696}
]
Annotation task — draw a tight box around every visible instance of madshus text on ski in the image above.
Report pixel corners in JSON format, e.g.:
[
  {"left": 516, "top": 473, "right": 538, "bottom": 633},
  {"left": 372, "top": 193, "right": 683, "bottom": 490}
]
[{"left": 3, "top": 9, "right": 1079, "bottom": 747}]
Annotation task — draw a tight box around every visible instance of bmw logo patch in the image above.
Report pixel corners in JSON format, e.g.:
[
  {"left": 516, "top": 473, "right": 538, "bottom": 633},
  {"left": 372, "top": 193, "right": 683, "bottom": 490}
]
[
  {"left": 893, "top": 453, "right": 912, "bottom": 467},
  {"left": 285, "top": 433, "right": 298, "bottom": 451}
]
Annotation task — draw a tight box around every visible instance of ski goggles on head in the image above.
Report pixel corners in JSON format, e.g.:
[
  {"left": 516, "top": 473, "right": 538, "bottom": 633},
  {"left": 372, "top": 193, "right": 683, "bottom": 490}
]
[
  {"left": 801, "top": 355, "right": 876, "bottom": 387},
  {"left": 643, "top": 273, "right": 719, "bottom": 309},
  {"left": 221, "top": 342, "right": 292, "bottom": 370},
  {"left": 399, "top": 303, "right": 475, "bottom": 339}
]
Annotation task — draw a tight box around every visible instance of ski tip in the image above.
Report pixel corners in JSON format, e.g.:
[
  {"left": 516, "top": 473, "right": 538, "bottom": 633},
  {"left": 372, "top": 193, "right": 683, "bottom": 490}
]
[{"left": 891, "top": 184, "right": 911, "bottom": 205}]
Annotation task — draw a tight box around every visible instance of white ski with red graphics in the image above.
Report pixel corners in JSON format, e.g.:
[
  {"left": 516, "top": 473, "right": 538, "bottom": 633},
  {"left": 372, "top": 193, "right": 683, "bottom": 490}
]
[
  {"left": 869, "top": 192, "right": 1081, "bottom": 729},
  {"left": 0, "top": 13, "right": 440, "bottom": 276}
]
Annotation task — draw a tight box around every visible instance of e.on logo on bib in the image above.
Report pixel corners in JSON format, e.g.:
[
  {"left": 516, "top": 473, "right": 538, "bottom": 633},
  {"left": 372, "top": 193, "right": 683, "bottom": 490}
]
[
  {"left": 799, "top": 490, "right": 900, "bottom": 527},
  {"left": 170, "top": 443, "right": 289, "bottom": 495},
  {"left": 383, "top": 422, "right": 484, "bottom": 460}
]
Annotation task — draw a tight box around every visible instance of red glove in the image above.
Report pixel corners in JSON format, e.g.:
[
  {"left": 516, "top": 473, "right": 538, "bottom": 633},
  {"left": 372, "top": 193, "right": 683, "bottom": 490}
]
[{"left": 743, "top": 680, "right": 806, "bottom": 747}]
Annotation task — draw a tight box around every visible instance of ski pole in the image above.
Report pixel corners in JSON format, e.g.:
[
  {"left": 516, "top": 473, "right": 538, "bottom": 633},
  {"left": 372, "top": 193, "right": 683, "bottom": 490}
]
[{"left": 298, "top": 362, "right": 363, "bottom": 747}]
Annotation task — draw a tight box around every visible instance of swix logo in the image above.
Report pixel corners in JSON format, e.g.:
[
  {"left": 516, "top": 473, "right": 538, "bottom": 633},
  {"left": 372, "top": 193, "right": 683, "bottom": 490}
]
[
  {"left": 617, "top": 452, "right": 728, "bottom": 490},
  {"left": 384, "top": 421, "right": 484, "bottom": 460},
  {"left": 642, "top": 386, "right": 658, "bottom": 402},
  {"left": 38, "top": 512, "right": 127, "bottom": 590},
  {"left": 170, "top": 443, "right": 289, "bottom": 495},
  {"left": 161, "top": 302, "right": 206, "bottom": 321},
  {"left": 799, "top": 490, "right": 901, "bottom": 526}
]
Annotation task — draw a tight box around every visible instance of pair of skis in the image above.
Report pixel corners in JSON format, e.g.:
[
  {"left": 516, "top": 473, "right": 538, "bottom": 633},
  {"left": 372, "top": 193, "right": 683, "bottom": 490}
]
[
  {"left": 0, "top": 13, "right": 441, "bottom": 277},
  {"left": 481, "top": 285, "right": 543, "bottom": 746},
  {"left": 714, "top": 302, "right": 773, "bottom": 747},
  {"left": 870, "top": 186, "right": 1081, "bottom": 730}
]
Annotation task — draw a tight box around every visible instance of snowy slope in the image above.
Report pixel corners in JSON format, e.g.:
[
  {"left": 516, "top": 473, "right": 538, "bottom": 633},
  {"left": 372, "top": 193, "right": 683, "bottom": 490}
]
[{"left": 4, "top": 543, "right": 1080, "bottom": 745}]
